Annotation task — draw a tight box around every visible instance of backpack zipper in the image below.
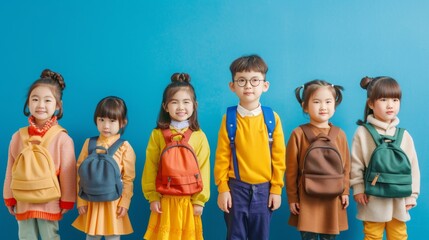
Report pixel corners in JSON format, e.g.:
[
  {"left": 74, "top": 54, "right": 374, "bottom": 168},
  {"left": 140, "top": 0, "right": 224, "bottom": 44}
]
[
  {"left": 371, "top": 173, "right": 380, "bottom": 186},
  {"left": 167, "top": 177, "right": 171, "bottom": 189}
]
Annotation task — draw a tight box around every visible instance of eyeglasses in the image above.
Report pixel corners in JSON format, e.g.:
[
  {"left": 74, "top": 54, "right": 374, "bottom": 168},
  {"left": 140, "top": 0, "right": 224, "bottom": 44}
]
[{"left": 233, "top": 78, "right": 265, "bottom": 87}]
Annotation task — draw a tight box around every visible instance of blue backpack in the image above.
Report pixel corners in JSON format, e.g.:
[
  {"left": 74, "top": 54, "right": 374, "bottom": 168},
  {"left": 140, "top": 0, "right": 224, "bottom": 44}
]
[
  {"left": 226, "top": 106, "right": 275, "bottom": 180},
  {"left": 78, "top": 137, "right": 125, "bottom": 202}
]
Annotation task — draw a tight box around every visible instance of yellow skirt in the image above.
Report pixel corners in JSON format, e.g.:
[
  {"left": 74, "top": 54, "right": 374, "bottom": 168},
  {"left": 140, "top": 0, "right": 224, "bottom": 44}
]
[
  {"left": 144, "top": 195, "right": 203, "bottom": 240},
  {"left": 72, "top": 200, "right": 133, "bottom": 236}
]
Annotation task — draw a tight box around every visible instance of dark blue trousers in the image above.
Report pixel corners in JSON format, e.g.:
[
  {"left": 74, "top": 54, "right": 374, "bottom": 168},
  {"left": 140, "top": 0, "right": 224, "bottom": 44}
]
[{"left": 224, "top": 178, "right": 272, "bottom": 240}]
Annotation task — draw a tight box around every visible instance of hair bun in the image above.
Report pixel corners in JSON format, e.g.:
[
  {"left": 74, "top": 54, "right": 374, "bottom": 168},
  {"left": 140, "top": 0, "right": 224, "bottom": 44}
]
[
  {"left": 41, "top": 69, "right": 65, "bottom": 90},
  {"left": 171, "top": 73, "right": 191, "bottom": 83},
  {"left": 360, "top": 76, "right": 373, "bottom": 89}
]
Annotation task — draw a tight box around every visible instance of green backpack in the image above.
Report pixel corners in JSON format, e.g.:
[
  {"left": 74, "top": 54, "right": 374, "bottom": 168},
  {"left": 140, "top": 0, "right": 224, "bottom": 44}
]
[{"left": 363, "top": 123, "right": 412, "bottom": 198}]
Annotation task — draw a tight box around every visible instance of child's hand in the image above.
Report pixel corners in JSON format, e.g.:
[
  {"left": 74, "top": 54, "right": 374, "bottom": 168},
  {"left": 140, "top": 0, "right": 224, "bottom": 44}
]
[
  {"left": 268, "top": 194, "right": 281, "bottom": 211},
  {"left": 341, "top": 195, "right": 349, "bottom": 209},
  {"left": 150, "top": 201, "right": 162, "bottom": 214},
  {"left": 289, "top": 203, "right": 300, "bottom": 215},
  {"left": 77, "top": 206, "right": 88, "bottom": 215},
  {"left": 217, "top": 191, "right": 232, "bottom": 213},
  {"left": 354, "top": 193, "right": 369, "bottom": 206},
  {"left": 193, "top": 204, "right": 204, "bottom": 216},
  {"left": 117, "top": 206, "right": 128, "bottom": 218},
  {"left": 7, "top": 206, "right": 15, "bottom": 216}
]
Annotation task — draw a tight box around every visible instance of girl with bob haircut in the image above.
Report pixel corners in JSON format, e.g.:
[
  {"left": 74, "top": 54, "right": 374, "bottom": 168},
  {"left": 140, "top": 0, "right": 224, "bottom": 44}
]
[{"left": 73, "top": 96, "right": 136, "bottom": 240}]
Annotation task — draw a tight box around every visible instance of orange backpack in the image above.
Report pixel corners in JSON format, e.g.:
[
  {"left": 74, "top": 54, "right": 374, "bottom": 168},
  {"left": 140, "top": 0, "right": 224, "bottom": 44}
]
[{"left": 156, "top": 128, "right": 203, "bottom": 195}]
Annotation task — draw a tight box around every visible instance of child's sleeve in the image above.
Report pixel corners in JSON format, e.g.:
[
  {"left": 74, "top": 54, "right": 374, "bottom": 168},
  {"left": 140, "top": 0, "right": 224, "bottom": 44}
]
[
  {"left": 142, "top": 130, "right": 162, "bottom": 202},
  {"left": 402, "top": 131, "right": 420, "bottom": 206},
  {"left": 118, "top": 141, "right": 136, "bottom": 209},
  {"left": 191, "top": 131, "right": 210, "bottom": 206},
  {"left": 269, "top": 112, "right": 286, "bottom": 195},
  {"left": 58, "top": 134, "right": 76, "bottom": 209},
  {"left": 3, "top": 132, "right": 19, "bottom": 206},
  {"left": 76, "top": 139, "right": 90, "bottom": 208},
  {"left": 214, "top": 115, "right": 231, "bottom": 193},
  {"left": 350, "top": 127, "right": 366, "bottom": 195},
  {"left": 338, "top": 129, "right": 351, "bottom": 195},
  {"left": 286, "top": 129, "right": 300, "bottom": 204}
]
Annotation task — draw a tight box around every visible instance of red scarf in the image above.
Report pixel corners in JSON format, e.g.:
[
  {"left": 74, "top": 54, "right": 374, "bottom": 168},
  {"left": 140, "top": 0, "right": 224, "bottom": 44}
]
[{"left": 28, "top": 116, "right": 58, "bottom": 136}]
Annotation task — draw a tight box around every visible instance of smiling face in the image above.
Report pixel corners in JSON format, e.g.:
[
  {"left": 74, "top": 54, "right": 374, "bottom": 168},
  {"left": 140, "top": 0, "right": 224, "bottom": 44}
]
[
  {"left": 369, "top": 98, "right": 400, "bottom": 123},
  {"left": 305, "top": 86, "right": 336, "bottom": 128},
  {"left": 28, "top": 85, "right": 59, "bottom": 127},
  {"left": 229, "top": 71, "right": 269, "bottom": 110},
  {"left": 164, "top": 89, "right": 195, "bottom": 122}
]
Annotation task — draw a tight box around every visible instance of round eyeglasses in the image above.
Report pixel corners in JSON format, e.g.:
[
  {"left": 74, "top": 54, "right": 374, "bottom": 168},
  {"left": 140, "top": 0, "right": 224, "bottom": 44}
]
[{"left": 233, "top": 78, "right": 265, "bottom": 87}]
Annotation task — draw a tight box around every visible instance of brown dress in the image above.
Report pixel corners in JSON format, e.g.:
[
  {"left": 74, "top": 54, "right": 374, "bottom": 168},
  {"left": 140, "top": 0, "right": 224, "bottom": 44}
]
[{"left": 285, "top": 124, "right": 350, "bottom": 234}]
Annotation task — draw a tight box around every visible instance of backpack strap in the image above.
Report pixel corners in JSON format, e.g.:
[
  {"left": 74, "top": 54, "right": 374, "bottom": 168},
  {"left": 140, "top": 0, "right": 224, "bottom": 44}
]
[
  {"left": 300, "top": 123, "right": 340, "bottom": 144},
  {"left": 226, "top": 106, "right": 240, "bottom": 180},
  {"left": 161, "top": 128, "right": 193, "bottom": 144},
  {"left": 363, "top": 123, "right": 405, "bottom": 147},
  {"left": 19, "top": 125, "right": 65, "bottom": 147},
  {"left": 226, "top": 105, "right": 276, "bottom": 181},
  {"left": 261, "top": 106, "right": 275, "bottom": 149},
  {"left": 107, "top": 138, "right": 125, "bottom": 156},
  {"left": 88, "top": 137, "right": 125, "bottom": 156}
]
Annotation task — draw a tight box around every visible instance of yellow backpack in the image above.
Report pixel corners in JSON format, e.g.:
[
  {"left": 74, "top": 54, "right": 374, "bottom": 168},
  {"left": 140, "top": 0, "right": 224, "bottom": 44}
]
[{"left": 10, "top": 125, "right": 65, "bottom": 203}]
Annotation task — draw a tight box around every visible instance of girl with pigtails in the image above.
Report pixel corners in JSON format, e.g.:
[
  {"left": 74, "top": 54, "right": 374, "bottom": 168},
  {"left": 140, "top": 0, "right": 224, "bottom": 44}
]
[{"left": 286, "top": 80, "right": 350, "bottom": 240}]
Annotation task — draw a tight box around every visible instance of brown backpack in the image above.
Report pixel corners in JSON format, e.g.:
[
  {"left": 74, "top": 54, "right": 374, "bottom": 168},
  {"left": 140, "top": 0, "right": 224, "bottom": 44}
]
[
  {"left": 300, "top": 124, "right": 344, "bottom": 198},
  {"left": 156, "top": 128, "right": 203, "bottom": 195}
]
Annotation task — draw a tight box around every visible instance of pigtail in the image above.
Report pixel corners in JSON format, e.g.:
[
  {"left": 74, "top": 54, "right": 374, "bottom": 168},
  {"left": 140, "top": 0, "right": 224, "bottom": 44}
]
[
  {"left": 294, "top": 85, "right": 304, "bottom": 105},
  {"left": 333, "top": 84, "right": 344, "bottom": 106}
]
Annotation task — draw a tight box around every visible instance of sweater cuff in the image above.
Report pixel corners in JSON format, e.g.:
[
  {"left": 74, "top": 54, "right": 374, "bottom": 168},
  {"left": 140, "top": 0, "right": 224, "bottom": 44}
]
[
  {"left": 4, "top": 198, "right": 17, "bottom": 206},
  {"left": 118, "top": 197, "right": 131, "bottom": 209},
  {"left": 60, "top": 200, "right": 75, "bottom": 209},
  {"left": 217, "top": 181, "right": 230, "bottom": 193},
  {"left": 352, "top": 183, "right": 365, "bottom": 195},
  {"left": 405, "top": 196, "right": 417, "bottom": 207},
  {"left": 270, "top": 185, "right": 282, "bottom": 195}
]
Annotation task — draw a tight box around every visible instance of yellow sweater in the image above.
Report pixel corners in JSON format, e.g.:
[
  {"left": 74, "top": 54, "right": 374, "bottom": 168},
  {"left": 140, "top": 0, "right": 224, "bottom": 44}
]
[
  {"left": 214, "top": 112, "right": 286, "bottom": 195},
  {"left": 142, "top": 128, "right": 211, "bottom": 207}
]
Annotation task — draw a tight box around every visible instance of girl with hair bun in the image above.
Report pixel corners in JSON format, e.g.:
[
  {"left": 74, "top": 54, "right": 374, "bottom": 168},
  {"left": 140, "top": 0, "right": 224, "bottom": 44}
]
[
  {"left": 351, "top": 76, "right": 420, "bottom": 239},
  {"left": 3, "top": 69, "right": 76, "bottom": 239},
  {"left": 142, "top": 73, "right": 210, "bottom": 239}
]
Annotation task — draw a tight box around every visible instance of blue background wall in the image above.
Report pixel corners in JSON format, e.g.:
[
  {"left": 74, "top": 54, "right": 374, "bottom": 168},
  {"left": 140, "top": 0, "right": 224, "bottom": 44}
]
[{"left": 1, "top": 1, "right": 428, "bottom": 239}]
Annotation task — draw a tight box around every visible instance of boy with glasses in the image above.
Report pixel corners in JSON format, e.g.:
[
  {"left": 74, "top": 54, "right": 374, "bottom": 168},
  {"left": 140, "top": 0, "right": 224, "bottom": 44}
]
[{"left": 214, "top": 54, "right": 286, "bottom": 240}]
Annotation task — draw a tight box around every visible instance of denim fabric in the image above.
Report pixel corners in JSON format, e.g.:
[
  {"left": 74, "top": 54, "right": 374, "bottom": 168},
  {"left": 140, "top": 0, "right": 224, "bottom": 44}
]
[{"left": 224, "top": 178, "right": 272, "bottom": 240}]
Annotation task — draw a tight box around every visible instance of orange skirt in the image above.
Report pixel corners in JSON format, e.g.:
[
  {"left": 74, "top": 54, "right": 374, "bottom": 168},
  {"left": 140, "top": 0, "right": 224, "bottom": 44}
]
[{"left": 144, "top": 195, "right": 203, "bottom": 240}]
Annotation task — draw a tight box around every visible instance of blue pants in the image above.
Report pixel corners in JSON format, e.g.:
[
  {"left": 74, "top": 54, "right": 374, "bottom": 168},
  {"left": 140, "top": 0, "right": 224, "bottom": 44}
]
[{"left": 224, "top": 178, "right": 272, "bottom": 240}]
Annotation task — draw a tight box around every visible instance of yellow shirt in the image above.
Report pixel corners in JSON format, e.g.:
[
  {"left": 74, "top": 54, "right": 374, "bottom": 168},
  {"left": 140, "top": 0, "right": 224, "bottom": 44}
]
[
  {"left": 142, "top": 128, "right": 211, "bottom": 206},
  {"left": 214, "top": 112, "right": 286, "bottom": 195}
]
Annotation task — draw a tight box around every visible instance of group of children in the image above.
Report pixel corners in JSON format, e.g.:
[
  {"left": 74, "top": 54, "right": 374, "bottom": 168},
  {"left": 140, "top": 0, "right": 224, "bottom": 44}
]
[{"left": 2, "top": 54, "right": 420, "bottom": 240}]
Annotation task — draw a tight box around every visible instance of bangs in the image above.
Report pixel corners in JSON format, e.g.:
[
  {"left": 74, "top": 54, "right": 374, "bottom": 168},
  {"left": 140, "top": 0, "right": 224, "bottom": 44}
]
[
  {"left": 94, "top": 99, "right": 126, "bottom": 125},
  {"left": 372, "top": 78, "right": 402, "bottom": 100}
]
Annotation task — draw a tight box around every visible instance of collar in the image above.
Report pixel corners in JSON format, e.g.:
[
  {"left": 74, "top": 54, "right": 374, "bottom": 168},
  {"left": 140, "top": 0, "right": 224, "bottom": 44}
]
[
  {"left": 170, "top": 120, "right": 190, "bottom": 131},
  {"left": 237, "top": 104, "right": 262, "bottom": 117},
  {"left": 367, "top": 114, "right": 400, "bottom": 133}
]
